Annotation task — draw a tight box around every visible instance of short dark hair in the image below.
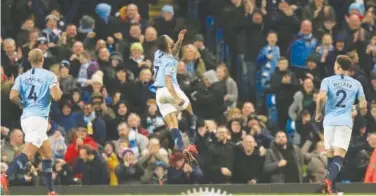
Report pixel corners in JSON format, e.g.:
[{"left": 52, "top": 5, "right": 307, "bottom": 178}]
[
  {"left": 336, "top": 55, "right": 353, "bottom": 71},
  {"left": 79, "top": 145, "right": 95, "bottom": 155},
  {"left": 156, "top": 35, "right": 169, "bottom": 52}
]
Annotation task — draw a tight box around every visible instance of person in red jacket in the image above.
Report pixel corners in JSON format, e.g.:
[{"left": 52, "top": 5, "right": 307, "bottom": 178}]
[
  {"left": 64, "top": 124, "right": 98, "bottom": 165},
  {"left": 364, "top": 134, "right": 376, "bottom": 183}
]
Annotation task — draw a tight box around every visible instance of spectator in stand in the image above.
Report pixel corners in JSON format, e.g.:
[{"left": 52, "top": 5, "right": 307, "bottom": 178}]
[
  {"left": 271, "top": 57, "right": 299, "bottom": 129},
  {"left": 139, "top": 138, "right": 169, "bottom": 184},
  {"left": 42, "top": 15, "right": 62, "bottom": 44},
  {"left": 116, "top": 4, "right": 148, "bottom": 37},
  {"left": 125, "top": 42, "right": 152, "bottom": 77},
  {"left": 53, "top": 159, "right": 75, "bottom": 185},
  {"left": 113, "top": 122, "right": 148, "bottom": 159},
  {"left": 304, "top": 55, "right": 322, "bottom": 89},
  {"left": 301, "top": 140, "right": 327, "bottom": 183},
  {"left": 57, "top": 24, "right": 79, "bottom": 59},
  {"left": 257, "top": 31, "right": 280, "bottom": 91},
  {"left": 168, "top": 151, "right": 203, "bottom": 184},
  {"left": 177, "top": 61, "right": 196, "bottom": 96},
  {"left": 181, "top": 44, "right": 206, "bottom": 78},
  {"left": 97, "top": 47, "right": 115, "bottom": 87},
  {"left": 115, "top": 149, "right": 145, "bottom": 184},
  {"left": 49, "top": 130, "right": 67, "bottom": 162},
  {"left": 50, "top": 100, "right": 81, "bottom": 133},
  {"left": 16, "top": 18, "right": 35, "bottom": 47},
  {"left": 152, "top": 161, "right": 167, "bottom": 185},
  {"left": 264, "top": 131, "right": 305, "bottom": 183},
  {"left": 295, "top": 110, "right": 322, "bottom": 147},
  {"left": 143, "top": 99, "right": 165, "bottom": 135},
  {"left": 109, "top": 101, "right": 130, "bottom": 139},
  {"left": 1, "top": 129, "right": 24, "bottom": 164},
  {"left": 206, "top": 126, "right": 235, "bottom": 183},
  {"left": 233, "top": 135, "right": 265, "bottom": 184},
  {"left": 289, "top": 77, "right": 317, "bottom": 121},
  {"left": 76, "top": 51, "right": 99, "bottom": 88},
  {"left": 191, "top": 70, "right": 226, "bottom": 122},
  {"left": 59, "top": 60, "right": 77, "bottom": 94},
  {"left": 366, "top": 34, "right": 376, "bottom": 72},
  {"left": 247, "top": 116, "right": 274, "bottom": 149},
  {"left": 79, "top": 145, "right": 110, "bottom": 185},
  {"left": 94, "top": 3, "right": 117, "bottom": 40},
  {"left": 228, "top": 119, "right": 246, "bottom": 145},
  {"left": 21, "top": 28, "right": 40, "bottom": 60},
  {"left": 82, "top": 102, "right": 106, "bottom": 145},
  {"left": 302, "top": 0, "right": 335, "bottom": 30},
  {"left": 216, "top": 64, "right": 238, "bottom": 108},
  {"left": 68, "top": 41, "right": 85, "bottom": 77},
  {"left": 289, "top": 20, "right": 319, "bottom": 75},
  {"left": 128, "top": 113, "right": 149, "bottom": 137},
  {"left": 101, "top": 142, "right": 120, "bottom": 186},
  {"left": 324, "top": 34, "right": 346, "bottom": 77},
  {"left": 364, "top": 133, "right": 376, "bottom": 183},
  {"left": 64, "top": 125, "right": 98, "bottom": 165},
  {"left": 128, "top": 24, "right": 145, "bottom": 45},
  {"left": 77, "top": 15, "right": 95, "bottom": 41},
  {"left": 133, "top": 69, "right": 155, "bottom": 114},
  {"left": 34, "top": 37, "right": 57, "bottom": 70},
  {"left": 2, "top": 38, "right": 23, "bottom": 75},
  {"left": 193, "top": 34, "right": 217, "bottom": 71},
  {"left": 143, "top": 27, "right": 158, "bottom": 60},
  {"left": 274, "top": 1, "right": 300, "bottom": 57},
  {"left": 153, "top": 5, "right": 184, "bottom": 40}
]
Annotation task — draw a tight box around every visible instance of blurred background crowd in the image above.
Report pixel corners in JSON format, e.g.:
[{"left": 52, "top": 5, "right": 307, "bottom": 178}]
[{"left": 1, "top": 0, "right": 376, "bottom": 187}]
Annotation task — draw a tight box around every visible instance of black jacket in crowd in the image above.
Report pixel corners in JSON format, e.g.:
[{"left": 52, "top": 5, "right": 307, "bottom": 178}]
[
  {"left": 232, "top": 146, "right": 265, "bottom": 183},
  {"left": 81, "top": 154, "right": 110, "bottom": 185}
]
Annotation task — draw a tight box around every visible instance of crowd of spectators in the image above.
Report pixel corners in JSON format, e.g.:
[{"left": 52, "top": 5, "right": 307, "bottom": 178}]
[{"left": 1, "top": 0, "right": 376, "bottom": 187}]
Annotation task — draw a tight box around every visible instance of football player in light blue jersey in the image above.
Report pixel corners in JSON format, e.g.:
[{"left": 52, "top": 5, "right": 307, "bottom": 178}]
[
  {"left": 2, "top": 49, "right": 62, "bottom": 196},
  {"left": 315, "top": 55, "right": 367, "bottom": 194},
  {"left": 150, "top": 30, "right": 199, "bottom": 162}
]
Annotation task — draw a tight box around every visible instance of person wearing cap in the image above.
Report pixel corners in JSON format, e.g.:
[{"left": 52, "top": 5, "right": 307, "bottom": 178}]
[
  {"left": 115, "top": 148, "right": 145, "bottom": 184},
  {"left": 34, "top": 37, "right": 57, "bottom": 70},
  {"left": 59, "top": 60, "right": 77, "bottom": 94},
  {"left": 78, "top": 15, "right": 95, "bottom": 40},
  {"left": 193, "top": 34, "right": 217, "bottom": 71},
  {"left": 153, "top": 5, "right": 184, "bottom": 40}
]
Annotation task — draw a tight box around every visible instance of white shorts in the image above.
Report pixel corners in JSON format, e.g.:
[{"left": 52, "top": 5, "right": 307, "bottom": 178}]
[
  {"left": 156, "top": 87, "right": 190, "bottom": 118},
  {"left": 324, "top": 126, "right": 352, "bottom": 151},
  {"left": 21, "top": 116, "right": 49, "bottom": 148}
]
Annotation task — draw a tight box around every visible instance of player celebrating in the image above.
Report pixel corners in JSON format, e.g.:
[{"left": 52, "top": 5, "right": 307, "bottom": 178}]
[
  {"left": 150, "top": 30, "right": 198, "bottom": 157},
  {"left": 315, "top": 55, "right": 367, "bottom": 194},
  {"left": 1, "top": 49, "right": 62, "bottom": 195}
]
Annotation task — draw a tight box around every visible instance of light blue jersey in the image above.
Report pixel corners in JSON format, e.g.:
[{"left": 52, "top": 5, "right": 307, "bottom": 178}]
[
  {"left": 12, "top": 68, "right": 58, "bottom": 119},
  {"left": 149, "top": 50, "right": 179, "bottom": 92},
  {"left": 320, "top": 75, "right": 365, "bottom": 128}
]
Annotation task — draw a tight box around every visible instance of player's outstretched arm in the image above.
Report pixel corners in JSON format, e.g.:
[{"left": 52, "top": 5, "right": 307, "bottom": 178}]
[
  {"left": 358, "top": 96, "right": 367, "bottom": 110},
  {"left": 315, "top": 90, "right": 327, "bottom": 122},
  {"left": 171, "top": 29, "right": 186, "bottom": 58},
  {"left": 9, "top": 89, "right": 23, "bottom": 108},
  {"left": 50, "top": 85, "right": 63, "bottom": 101}
]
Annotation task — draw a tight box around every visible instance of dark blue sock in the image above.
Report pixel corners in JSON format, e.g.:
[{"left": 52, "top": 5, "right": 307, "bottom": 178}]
[
  {"left": 327, "top": 156, "right": 343, "bottom": 183},
  {"left": 42, "top": 159, "right": 54, "bottom": 192},
  {"left": 187, "top": 115, "right": 197, "bottom": 144},
  {"left": 6, "top": 153, "right": 28, "bottom": 177},
  {"left": 171, "top": 128, "right": 184, "bottom": 150},
  {"left": 327, "top": 157, "right": 336, "bottom": 191}
]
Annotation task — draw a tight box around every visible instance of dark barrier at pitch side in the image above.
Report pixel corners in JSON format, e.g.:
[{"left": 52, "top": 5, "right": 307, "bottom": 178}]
[{"left": 9, "top": 183, "right": 376, "bottom": 195}]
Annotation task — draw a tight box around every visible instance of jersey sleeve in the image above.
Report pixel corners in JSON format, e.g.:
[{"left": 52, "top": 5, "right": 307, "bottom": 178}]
[
  {"left": 48, "top": 73, "right": 58, "bottom": 89},
  {"left": 356, "top": 81, "right": 365, "bottom": 99},
  {"left": 320, "top": 78, "right": 329, "bottom": 92},
  {"left": 164, "top": 61, "right": 176, "bottom": 76},
  {"left": 11, "top": 76, "right": 22, "bottom": 92}
]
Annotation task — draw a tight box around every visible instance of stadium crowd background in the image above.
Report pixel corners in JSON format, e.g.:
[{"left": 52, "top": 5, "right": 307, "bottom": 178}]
[{"left": 1, "top": 0, "right": 376, "bottom": 187}]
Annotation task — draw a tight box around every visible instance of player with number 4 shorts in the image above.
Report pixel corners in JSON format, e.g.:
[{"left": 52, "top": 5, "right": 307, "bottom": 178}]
[{"left": 315, "top": 55, "right": 367, "bottom": 195}]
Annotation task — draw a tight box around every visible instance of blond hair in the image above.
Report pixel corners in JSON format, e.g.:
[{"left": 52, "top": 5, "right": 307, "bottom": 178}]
[
  {"left": 217, "top": 63, "right": 229, "bottom": 78},
  {"left": 182, "top": 44, "right": 201, "bottom": 61},
  {"left": 28, "top": 49, "right": 44, "bottom": 65}
]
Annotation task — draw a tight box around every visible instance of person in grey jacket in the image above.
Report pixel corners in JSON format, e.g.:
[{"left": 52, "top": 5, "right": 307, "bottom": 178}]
[
  {"left": 288, "top": 77, "right": 316, "bottom": 121},
  {"left": 301, "top": 140, "right": 327, "bottom": 183},
  {"left": 216, "top": 64, "right": 238, "bottom": 108},
  {"left": 263, "top": 131, "right": 307, "bottom": 183}
]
